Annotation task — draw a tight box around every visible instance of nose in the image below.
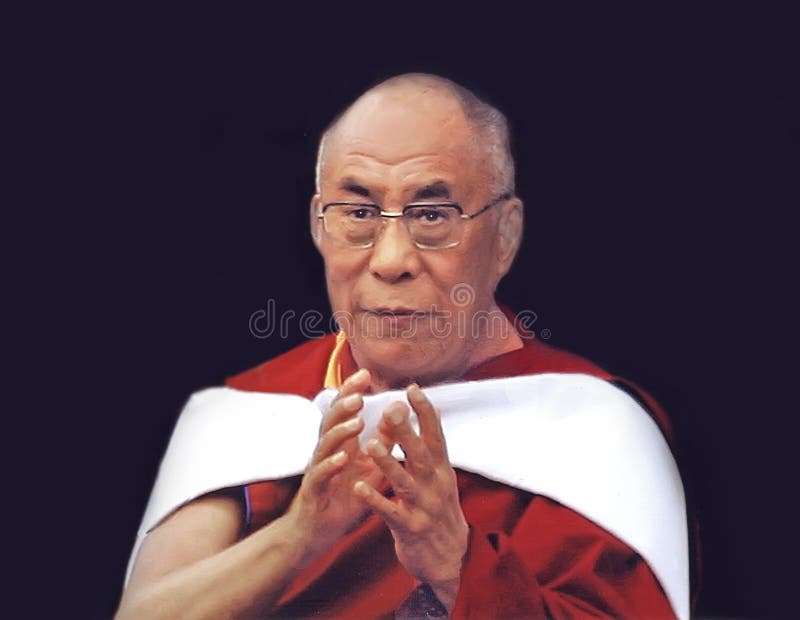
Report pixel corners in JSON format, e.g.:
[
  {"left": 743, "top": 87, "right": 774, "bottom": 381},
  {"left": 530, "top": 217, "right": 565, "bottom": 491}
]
[{"left": 368, "top": 218, "right": 422, "bottom": 283}]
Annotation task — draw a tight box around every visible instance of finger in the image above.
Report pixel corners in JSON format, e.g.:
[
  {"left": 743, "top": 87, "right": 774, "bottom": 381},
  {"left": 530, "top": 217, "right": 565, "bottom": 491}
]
[
  {"left": 321, "top": 391, "right": 364, "bottom": 434},
  {"left": 312, "top": 416, "right": 364, "bottom": 464},
  {"left": 365, "top": 439, "right": 418, "bottom": 503},
  {"left": 379, "top": 402, "right": 433, "bottom": 477},
  {"left": 321, "top": 369, "right": 370, "bottom": 433},
  {"left": 353, "top": 480, "right": 408, "bottom": 529},
  {"left": 407, "top": 384, "right": 448, "bottom": 460},
  {"left": 306, "top": 450, "right": 348, "bottom": 494},
  {"left": 333, "top": 368, "right": 371, "bottom": 404}
]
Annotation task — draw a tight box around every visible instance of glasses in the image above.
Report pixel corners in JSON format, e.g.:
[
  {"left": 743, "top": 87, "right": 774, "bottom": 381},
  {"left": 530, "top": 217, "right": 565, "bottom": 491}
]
[{"left": 318, "top": 193, "right": 511, "bottom": 250}]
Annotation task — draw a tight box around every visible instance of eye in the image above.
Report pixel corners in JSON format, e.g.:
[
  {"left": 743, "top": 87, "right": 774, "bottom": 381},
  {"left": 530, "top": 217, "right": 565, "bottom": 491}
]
[
  {"left": 412, "top": 207, "right": 450, "bottom": 224},
  {"left": 345, "top": 207, "right": 378, "bottom": 220}
]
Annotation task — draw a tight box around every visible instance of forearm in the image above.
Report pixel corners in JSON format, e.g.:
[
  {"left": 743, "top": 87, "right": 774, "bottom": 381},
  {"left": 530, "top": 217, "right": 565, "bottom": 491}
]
[{"left": 116, "top": 513, "right": 314, "bottom": 620}]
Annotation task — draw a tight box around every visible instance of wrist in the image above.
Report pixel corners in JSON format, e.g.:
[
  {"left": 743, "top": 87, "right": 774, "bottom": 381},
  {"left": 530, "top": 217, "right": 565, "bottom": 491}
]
[
  {"left": 265, "top": 510, "right": 325, "bottom": 571},
  {"left": 428, "top": 577, "right": 460, "bottom": 615},
  {"left": 429, "top": 520, "right": 469, "bottom": 612}
]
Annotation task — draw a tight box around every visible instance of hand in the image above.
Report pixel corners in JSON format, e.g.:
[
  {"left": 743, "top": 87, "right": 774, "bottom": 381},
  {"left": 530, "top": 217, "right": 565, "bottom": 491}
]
[
  {"left": 354, "top": 384, "right": 469, "bottom": 612},
  {"left": 285, "top": 369, "right": 384, "bottom": 564}
]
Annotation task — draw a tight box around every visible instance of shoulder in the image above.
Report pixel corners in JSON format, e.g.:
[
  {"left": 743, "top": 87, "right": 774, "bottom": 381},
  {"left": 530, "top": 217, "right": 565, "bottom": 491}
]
[
  {"left": 468, "top": 336, "right": 613, "bottom": 382},
  {"left": 474, "top": 334, "right": 675, "bottom": 447},
  {"left": 524, "top": 338, "right": 614, "bottom": 378},
  {"left": 532, "top": 339, "right": 676, "bottom": 446},
  {"left": 541, "top": 341, "right": 676, "bottom": 448},
  {"left": 225, "top": 333, "right": 338, "bottom": 398}
]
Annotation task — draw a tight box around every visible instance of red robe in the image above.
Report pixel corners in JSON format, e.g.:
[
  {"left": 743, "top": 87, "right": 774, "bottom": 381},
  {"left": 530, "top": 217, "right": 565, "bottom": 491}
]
[{"left": 226, "top": 331, "right": 684, "bottom": 619}]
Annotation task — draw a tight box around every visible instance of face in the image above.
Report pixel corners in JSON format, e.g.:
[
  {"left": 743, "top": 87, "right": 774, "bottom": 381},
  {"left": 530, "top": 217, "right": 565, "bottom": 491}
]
[{"left": 312, "top": 86, "right": 520, "bottom": 386}]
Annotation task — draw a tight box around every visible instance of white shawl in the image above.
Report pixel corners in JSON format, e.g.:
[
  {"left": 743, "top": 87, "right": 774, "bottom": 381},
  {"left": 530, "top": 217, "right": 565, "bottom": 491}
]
[{"left": 126, "top": 372, "right": 688, "bottom": 620}]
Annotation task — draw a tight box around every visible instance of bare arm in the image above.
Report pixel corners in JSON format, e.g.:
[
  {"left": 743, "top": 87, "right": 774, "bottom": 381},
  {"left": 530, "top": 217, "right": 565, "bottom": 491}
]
[
  {"left": 116, "top": 369, "right": 381, "bottom": 620},
  {"left": 115, "top": 491, "right": 312, "bottom": 619}
]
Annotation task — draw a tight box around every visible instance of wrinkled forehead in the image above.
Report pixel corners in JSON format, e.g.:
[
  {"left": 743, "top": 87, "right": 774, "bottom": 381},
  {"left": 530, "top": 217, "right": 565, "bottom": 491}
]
[{"left": 320, "top": 89, "right": 492, "bottom": 199}]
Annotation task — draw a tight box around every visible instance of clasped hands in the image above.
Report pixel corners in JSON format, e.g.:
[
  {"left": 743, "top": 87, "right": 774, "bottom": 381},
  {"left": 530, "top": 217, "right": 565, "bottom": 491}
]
[{"left": 288, "top": 368, "right": 469, "bottom": 612}]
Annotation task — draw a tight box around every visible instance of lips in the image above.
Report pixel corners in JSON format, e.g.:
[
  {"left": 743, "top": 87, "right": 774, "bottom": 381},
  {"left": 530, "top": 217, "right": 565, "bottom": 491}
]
[
  {"left": 367, "top": 307, "right": 427, "bottom": 317},
  {"left": 357, "top": 305, "right": 442, "bottom": 336}
]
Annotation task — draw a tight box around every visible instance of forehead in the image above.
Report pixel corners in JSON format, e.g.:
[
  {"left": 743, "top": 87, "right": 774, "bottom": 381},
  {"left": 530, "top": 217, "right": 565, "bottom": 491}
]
[{"left": 321, "top": 89, "right": 490, "bottom": 199}]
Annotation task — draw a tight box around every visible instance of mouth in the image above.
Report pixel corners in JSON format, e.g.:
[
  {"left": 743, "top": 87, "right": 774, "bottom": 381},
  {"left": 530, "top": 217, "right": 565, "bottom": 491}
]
[
  {"left": 366, "top": 307, "right": 428, "bottom": 317},
  {"left": 356, "top": 306, "right": 442, "bottom": 336}
]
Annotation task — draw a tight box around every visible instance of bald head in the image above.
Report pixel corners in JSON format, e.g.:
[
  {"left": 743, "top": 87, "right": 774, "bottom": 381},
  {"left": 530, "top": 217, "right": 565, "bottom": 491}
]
[{"left": 315, "top": 73, "right": 515, "bottom": 196}]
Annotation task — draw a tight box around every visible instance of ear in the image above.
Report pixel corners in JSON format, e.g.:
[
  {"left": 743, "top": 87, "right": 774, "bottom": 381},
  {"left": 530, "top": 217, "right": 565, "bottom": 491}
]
[
  {"left": 496, "top": 197, "right": 524, "bottom": 278},
  {"left": 310, "top": 194, "right": 323, "bottom": 251}
]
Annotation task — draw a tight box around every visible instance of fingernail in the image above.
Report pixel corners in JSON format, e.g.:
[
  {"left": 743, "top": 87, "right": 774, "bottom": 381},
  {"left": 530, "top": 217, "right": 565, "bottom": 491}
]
[
  {"left": 342, "top": 394, "right": 361, "bottom": 409},
  {"left": 353, "top": 480, "right": 369, "bottom": 496},
  {"left": 351, "top": 368, "right": 369, "bottom": 382},
  {"left": 368, "top": 439, "right": 388, "bottom": 457},
  {"left": 332, "top": 450, "right": 347, "bottom": 464},
  {"left": 408, "top": 384, "right": 423, "bottom": 401},
  {"left": 387, "top": 406, "right": 405, "bottom": 425}
]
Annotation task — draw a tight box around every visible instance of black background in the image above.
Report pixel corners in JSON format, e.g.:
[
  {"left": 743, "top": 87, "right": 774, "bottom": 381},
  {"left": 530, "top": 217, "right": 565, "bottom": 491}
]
[{"left": 19, "top": 5, "right": 798, "bottom": 619}]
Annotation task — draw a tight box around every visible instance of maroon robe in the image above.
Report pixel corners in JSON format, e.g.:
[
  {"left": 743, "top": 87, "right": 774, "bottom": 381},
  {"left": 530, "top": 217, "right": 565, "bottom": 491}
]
[{"left": 226, "top": 330, "right": 687, "bottom": 618}]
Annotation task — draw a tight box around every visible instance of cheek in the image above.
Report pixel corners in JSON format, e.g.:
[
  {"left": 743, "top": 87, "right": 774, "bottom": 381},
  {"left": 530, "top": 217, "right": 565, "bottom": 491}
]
[
  {"left": 466, "top": 230, "right": 501, "bottom": 286},
  {"left": 323, "top": 249, "right": 368, "bottom": 307},
  {"left": 427, "top": 239, "right": 497, "bottom": 299}
]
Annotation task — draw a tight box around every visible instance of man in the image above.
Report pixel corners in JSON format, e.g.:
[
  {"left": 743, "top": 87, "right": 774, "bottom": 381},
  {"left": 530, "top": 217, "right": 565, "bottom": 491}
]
[{"left": 116, "top": 73, "right": 690, "bottom": 619}]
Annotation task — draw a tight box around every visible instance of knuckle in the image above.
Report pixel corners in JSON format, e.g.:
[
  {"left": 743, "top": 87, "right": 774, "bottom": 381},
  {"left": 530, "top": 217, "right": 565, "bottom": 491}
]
[
  {"left": 387, "top": 502, "right": 403, "bottom": 521},
  {"left": 426, "top": 494, "right": 444, "bottom": 515},
  {"left": 396, "top": 485, "right": 415, "bottom": 501},
  {"left": 407, "top": 514, "right": 430, "bottom": 534},
  {"left": 415, "top": 461, "right": 435, "bottom": 479},
  {"left": 437, "top": 466, "right": 455, "bottom": 483},
  {"left": 395, "top": 472, "right": 416, "bottom": 496}
]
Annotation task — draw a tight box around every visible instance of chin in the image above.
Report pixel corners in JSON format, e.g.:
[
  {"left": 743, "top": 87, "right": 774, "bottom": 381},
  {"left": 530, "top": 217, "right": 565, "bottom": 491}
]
[{"left": 351, "top": 334, "right": 453, "bottom": 381}]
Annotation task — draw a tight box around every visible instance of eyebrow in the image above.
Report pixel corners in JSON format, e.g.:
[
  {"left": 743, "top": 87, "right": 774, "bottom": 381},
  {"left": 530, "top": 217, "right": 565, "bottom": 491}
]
[
  {"left": 339, "top": 178, "right": 373, "bottom": 199},
  {"left": 411, "top": 181, "right": 452, "bottom": 201},
  {"left": 337, "top": 178, "right": 453, "bottom": 202}
]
